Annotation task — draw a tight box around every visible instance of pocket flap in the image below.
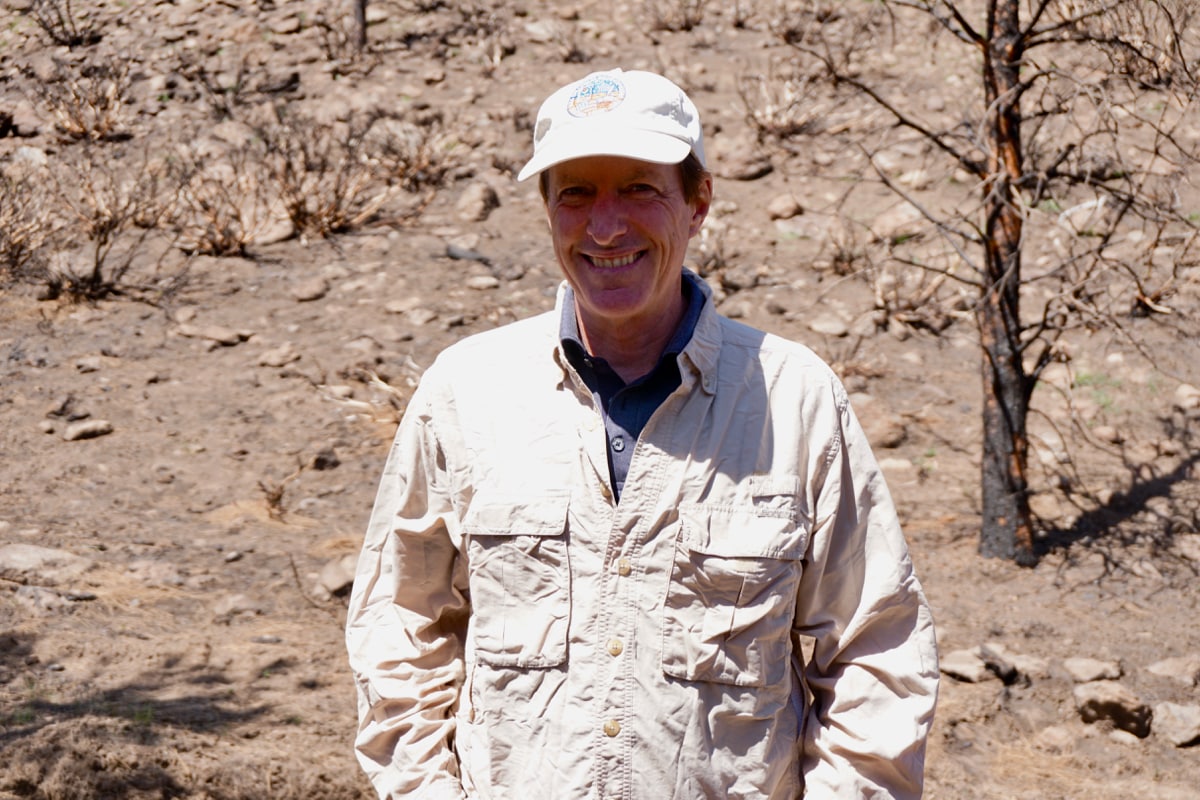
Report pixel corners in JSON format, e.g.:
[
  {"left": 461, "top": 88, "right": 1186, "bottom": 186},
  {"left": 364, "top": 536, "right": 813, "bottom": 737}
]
[
  {"left": 680, "top": 505, "right": 810, "bottom": 560},
  {"left": 462, "top": 493, "right": 569, "bottom": 537}
]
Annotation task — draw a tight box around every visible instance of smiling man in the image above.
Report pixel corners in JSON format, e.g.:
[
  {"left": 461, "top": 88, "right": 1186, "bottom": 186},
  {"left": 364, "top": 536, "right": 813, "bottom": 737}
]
[{"left": 346, "top": 69, "right": 939, "bottom": 800}]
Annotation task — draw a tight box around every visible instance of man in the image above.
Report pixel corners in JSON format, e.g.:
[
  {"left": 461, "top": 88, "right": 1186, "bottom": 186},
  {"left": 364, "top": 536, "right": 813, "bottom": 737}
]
[{"left": 346, "top": 68, "right": 939, "bottom": 799}]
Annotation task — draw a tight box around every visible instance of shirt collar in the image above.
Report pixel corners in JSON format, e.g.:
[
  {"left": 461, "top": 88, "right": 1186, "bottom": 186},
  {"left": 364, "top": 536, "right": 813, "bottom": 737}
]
[{"left": 559, "top": 272, "right": 704, "bottom": 368}]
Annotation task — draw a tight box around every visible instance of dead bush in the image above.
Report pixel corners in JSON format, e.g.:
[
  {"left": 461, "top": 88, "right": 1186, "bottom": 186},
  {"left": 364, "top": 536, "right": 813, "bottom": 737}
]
[
  {"left": 168, "top": 141, "right": 280, "bottom": 257},
  {"left": 31, "top": 55, "right": 130, "bottom": 142},
  {"left": 375, "top": 112, "right": 462, "bottom": 193},
  {"left": 642, "top": 0, "right": 709, "bottom": 32},
  {"left": 256, "top": 109, "right": 399, "bottom": 238},
  {"left": 0, "top": 173, "right": 55, "bottom": 287},
  {"left": 46, "top": 147, "right": 178, "bottom": 301},
  {"left": 30, "top": 0, "right": 102, "bottom": 47},
  {"left": 739, "top": 61, "right": 830, "bottom": 141}
]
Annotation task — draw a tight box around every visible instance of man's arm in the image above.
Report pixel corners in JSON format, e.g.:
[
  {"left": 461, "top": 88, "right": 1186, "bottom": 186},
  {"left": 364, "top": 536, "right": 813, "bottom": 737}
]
[
  {"left": 795, "top": 393, "right": 940, "bottom": 799},
  {"left": 346, "top": 380, "right": 470, "bottom": 800}
]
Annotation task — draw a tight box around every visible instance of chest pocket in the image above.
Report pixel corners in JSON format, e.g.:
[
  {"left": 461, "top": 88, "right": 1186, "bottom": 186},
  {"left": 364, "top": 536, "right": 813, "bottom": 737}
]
[
  {"left": 463, "top": 494, "right": 571, "bottom": 669},
  {"left": 662, "top": 499, "right": 810, "bottom": 688}
]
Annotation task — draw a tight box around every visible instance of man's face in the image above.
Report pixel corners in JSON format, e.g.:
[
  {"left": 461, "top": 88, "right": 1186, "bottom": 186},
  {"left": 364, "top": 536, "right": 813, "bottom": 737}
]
[{"left": 544, "top": 155, "right": 711, "bottom": 338}]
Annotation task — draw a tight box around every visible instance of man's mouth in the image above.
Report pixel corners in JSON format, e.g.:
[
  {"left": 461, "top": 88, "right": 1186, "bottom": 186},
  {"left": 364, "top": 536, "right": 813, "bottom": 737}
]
[{"left": 588, "top": 252, "right": 641, "bottom": 269}]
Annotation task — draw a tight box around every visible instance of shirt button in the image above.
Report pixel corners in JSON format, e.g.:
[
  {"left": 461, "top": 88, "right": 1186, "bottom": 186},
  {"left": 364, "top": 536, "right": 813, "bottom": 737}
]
[
  {"left": 603, "top": 719, "right": 621, "bottom": 737},
  {"left": 607, "top": 638, "right": 624, "bottom": 657},
  {"left": 616, "top": 558, "right": 632, "bottom": 576},
  {"left": 610, "top": 435, "right": 625, "bottom": 452}
]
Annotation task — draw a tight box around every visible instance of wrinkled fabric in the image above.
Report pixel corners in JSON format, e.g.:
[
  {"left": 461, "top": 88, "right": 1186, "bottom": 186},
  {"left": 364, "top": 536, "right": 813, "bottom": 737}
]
[{"left": 346, "top": 272, "right": 939, "bottom": 800}]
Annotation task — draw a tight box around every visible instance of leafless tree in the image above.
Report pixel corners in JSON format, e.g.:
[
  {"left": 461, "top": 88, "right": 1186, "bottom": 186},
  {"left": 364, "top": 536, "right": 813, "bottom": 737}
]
[{"left": 770, "top": 0, "right": 1200, "bottom": 563}]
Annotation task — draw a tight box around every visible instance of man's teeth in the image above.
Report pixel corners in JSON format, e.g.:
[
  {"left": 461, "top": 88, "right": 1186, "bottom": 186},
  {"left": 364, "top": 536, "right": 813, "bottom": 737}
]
[{"left": 591, "top": 253, "right": 638, "bottom": 269}]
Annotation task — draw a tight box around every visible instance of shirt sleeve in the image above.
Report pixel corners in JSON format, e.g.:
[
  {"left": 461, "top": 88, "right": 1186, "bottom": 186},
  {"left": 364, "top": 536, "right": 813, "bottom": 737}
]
[
  {"left": 345, "top": 378, "right": 470, "bottom": 800},
  {"left": 794, "top": 391, "right": 940, "bottom": 799}
]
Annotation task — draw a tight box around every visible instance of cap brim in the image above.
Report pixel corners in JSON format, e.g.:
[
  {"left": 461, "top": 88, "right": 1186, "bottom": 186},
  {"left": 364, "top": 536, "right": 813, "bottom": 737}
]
[{"left": 517, "top": 128, "right": 692, "bottom": 182}]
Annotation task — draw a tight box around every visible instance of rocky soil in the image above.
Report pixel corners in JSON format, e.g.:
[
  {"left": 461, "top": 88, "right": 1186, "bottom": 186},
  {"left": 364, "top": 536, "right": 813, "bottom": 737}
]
[{"left": 2, "top": 1, "right": 1200, "bottom": 798}]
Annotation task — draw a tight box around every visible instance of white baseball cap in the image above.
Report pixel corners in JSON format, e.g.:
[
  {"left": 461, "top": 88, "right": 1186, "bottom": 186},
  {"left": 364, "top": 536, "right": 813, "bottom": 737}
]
[{"left": 516, "top": 68, "right": 705, "bottom": 182}]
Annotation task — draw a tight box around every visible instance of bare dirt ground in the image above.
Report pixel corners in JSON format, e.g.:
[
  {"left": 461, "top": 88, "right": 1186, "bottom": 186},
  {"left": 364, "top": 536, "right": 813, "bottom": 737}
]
[{"left": 2, "top": 1, "right": 1199, "bottom": 798}]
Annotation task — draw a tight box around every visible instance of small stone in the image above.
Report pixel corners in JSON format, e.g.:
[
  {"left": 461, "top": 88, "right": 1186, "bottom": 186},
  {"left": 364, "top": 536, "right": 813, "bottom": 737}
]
[
  {"left": 309, "top": 447, "right": 340, "bottom": 471},
  {"left": 1175, "top": 383, "right": 1200, "bottom": 410},
  {"left": 63, "top": 420, "right": 114, "bottom": 441},
  {"left": 976, "top": 643, "right": 1020, "bottom": 684},
  {"left": 466, "top": 275, "right": 500, "bottom": 290},
  {"left": 291, "top": 277, "right": 329, "bottom": 302},
  {"left": 1147, "top": 655, "right": 1200, "bottom": 686},
  {"left": 851, "top": 394, "right": 907, "bottom": 449},
  {"left": 1064, "top": 656, "right": 1122, "bottom": 683},
  {"left": 224, "top": 551, "right": 243, "bottom": 563},
  {"left": 766, "top": 194, "right": 804, "bottom": 220},
  {"left": 940, "top": 649, "right": 996, "bottom": 683},
  {"left": 318, "top": 554, "right": 357, "bottom": 597},
  {"left": 455, "top": 182, "right": 501, "bottom": 222},
  {"left": 75, "top": 355, "right": 103, "bottom": 373},
  {"left": 1073, "top": 680, "right": 1151, "bottom": 738},
  {"left": 213, "top": 593, "right": 264, "bottom": 619},
  {"left": 1091, "top": 424, "right": 1124, "bottom": 444},
  {"left": 1154, "top": 702, "right": 1200, "bottom": 746},
  {"left": 258, "top": 343, "right": 301, "bottom": 368},
  {"left": 37, "top": 420, "right": 55, "bottom": 434},
  {"left": 407, "top": 308, "right": 438, "bottom": 326},
  {"left": 808, "top": 314, "right": 849, "bottom": 337},
  {"left": 1034, "top": 725, "right": 1075, "bottom": 754},
  {"left": 177, "top": 323, "right": 248, "bottom": 346}
]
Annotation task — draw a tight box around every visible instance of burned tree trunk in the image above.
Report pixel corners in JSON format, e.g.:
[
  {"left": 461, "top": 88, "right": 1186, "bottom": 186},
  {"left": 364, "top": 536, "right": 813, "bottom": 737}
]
[
  {"left": 354, "top": 0, "right": 368, "bottom": 51},
  {"left": 978, "top": 0, "right": 1035, "bottom": 565}
]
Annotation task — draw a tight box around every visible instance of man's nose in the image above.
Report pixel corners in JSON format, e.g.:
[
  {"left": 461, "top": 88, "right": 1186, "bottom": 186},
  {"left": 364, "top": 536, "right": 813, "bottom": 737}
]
[{"left": 586, "top": 193, "right": 627, "bottom": 244}]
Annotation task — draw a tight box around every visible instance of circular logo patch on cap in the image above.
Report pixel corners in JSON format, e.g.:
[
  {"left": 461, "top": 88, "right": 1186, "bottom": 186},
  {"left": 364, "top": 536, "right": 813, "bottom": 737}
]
[{"left": 567, "top": 75, "right": 626, "bottom": 118}]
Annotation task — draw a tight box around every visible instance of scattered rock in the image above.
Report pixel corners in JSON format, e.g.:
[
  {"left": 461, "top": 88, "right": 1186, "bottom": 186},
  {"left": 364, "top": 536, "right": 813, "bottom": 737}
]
[
  {"left": 213, "top": 593, "right": 266, "bottom": 620},
  {"left": 62, "top": 420, "right": 114, "bottom": 441},
  {"left": 291, "top": 277, "right": 329, "bottom": 302},
  {"left": 177, "top": 323, "right": 251, "bottom": 346},
  {"left": 1147, "top": 655, "right": 1200, "bottom": 686},
  {"left": 1175, "top": 383, "right": 1200, "bottom": 411},
  {"left": 318, "top": 554, "right": 357, "bottom": 597},
  {"left": 1154, "top": 703, "right": 1200, "bottom": 747},
  {"left": 75, "top": 355, "right": 104, "bottom": 373},
  {"left": 976, "top": 643, "right": 1020, "bottom": 684},
  {"left": 808, "top": 314, "right": 850, "bottom": 338},
  {"left": 0, "top": 544, "right": 94, "bottom": 584},
  {"left": 1091, "top": 424, "right": 1124, "bottom": 444},
  {"left": 766, "top": 194, "right": 804, "bottom": 220},
  {"left": 851, "top": 393, "right": 907, "bottom": 449},
  {"left": 258, "top": 342, "right": 301, "bottom": 367},
  {"left": 456, "top": 182, "right": 501, "bottom": 222},
  {"left": 1033, "top": 725, "right": 1075, "bottom": 754},
  {"left": 940, "top": 649, "right": 996, "bottom": 683},
  {"left": 466, "top": 275, "right": 500, "bottom": 290},
  {"left": 14, "top": 585, "right": 68, "bottom": 615},
  {"left": 446, "top": 243, "right": 491, "bottom": 264},
  {"left": 407, "top": 308, "right": 439, "bottom": 326},
  {"left": 309, "top": 447, "right": 340, "bottom": 470},
  {"left": 1064, "top": 656, "right": 1122, "bottom": 683},
  {"left": 1073, "top": 680, "right": 1152, "bottom": 738}
]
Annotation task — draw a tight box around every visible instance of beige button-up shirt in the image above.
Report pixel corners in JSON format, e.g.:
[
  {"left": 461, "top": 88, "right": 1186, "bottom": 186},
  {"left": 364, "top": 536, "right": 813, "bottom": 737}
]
[{"left": 346, "top": 274, "right": 939, "bottom": 799}]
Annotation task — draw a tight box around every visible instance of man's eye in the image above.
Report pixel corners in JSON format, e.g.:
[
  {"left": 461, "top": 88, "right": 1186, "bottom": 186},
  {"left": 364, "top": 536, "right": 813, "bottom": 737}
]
[{"left": 627, "top": 184, "right": 655, "bottom": 194}]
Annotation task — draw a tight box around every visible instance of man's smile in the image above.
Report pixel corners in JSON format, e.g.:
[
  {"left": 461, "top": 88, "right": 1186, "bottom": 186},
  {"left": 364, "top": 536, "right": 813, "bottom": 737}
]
[{"left": 586, "top": 252, "right": 642, "bottom": 269}]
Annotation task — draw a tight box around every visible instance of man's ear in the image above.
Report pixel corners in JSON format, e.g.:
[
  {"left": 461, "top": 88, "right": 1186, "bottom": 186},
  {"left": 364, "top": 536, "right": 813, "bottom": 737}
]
[{"left": 688, "top": 174, "right": 714, "bottom": 238}]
